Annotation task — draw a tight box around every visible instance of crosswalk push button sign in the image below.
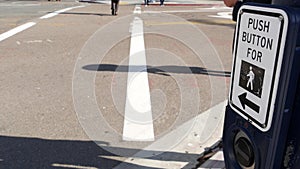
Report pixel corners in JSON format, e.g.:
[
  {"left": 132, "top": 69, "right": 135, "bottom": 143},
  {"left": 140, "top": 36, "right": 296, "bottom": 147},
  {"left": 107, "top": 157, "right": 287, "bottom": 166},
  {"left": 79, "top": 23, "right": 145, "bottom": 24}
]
[{"left": 229, "top": 5, "right": 288, "bottom": 132}]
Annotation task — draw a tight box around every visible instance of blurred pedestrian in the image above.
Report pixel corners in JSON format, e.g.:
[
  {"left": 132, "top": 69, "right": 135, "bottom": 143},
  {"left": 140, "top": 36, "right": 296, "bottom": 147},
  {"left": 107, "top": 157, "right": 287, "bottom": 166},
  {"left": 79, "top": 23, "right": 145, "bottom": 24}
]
[
  {"left": 111, "top": 0, "right": 120, "bottom": 15},
  {"left": 160, "top": 0, "right": 164, "bottom": 6},
  {"left": 144, "top": 0, "right": 149, "bottom": 6}
]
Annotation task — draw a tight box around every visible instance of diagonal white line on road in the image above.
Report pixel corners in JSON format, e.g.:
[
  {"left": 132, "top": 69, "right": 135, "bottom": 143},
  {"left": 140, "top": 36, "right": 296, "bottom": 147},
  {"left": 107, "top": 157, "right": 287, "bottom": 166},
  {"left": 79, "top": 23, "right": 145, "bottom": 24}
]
[
  {"left": 52, "top": 163, "right": 98, "bottom": 169},
  {"left": 122, "top": 16, "right": 155, "bottom": 141},
  {"left": 40, "top": 5, "right": 85, "bottom": 19},
  {"left": 208, "top": 12, "right": 232, "bottom": 19},
  {"left": 0, "top": 5, "right": 86, "bottom": 42},
  {"left": 0, "top": 22, "right": 36, "bottom": 42}
]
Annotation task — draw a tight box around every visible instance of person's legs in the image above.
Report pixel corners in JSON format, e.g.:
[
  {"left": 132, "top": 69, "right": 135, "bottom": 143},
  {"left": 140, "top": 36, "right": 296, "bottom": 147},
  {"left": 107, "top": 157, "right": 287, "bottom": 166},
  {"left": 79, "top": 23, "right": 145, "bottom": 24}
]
[
  {"left": 111, "top": 0, "right": 119, "bottom": 15},
  {"left": 115, "top": 0, "right": 119, "bottom": 14},
  {"left": 111, "top": 0, "right": 115, "bottom": 15},
  {"left": 160, "top": 0, "right": 164, "bottom": 6}
]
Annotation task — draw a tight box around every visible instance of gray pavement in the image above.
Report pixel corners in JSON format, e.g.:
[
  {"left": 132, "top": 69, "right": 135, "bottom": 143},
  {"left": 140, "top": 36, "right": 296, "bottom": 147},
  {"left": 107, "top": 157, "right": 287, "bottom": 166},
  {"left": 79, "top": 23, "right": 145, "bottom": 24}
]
[{"left": 0, "top": 1, "right": 233, "bottom": 168}]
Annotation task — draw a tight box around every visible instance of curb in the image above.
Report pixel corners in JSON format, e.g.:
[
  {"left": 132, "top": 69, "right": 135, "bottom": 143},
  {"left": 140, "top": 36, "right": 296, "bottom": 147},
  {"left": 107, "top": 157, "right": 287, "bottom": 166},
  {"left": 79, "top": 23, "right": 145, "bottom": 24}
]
[{"left": 196, "top": 140, "right": 225, "bottom": 168}]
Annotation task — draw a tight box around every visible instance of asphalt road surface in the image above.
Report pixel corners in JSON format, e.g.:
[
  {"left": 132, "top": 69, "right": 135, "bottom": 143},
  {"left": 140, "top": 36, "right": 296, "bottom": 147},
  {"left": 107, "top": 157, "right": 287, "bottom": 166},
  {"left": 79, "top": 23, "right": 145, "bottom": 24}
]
[{"left": 0, "top": 0, "right": 235, "bottom": 168}]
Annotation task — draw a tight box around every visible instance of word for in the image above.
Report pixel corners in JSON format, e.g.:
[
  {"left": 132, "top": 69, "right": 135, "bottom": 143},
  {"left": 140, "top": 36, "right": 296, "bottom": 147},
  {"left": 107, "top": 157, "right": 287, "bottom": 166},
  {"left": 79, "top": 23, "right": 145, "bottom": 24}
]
[{"left": 247, "top": 48, "right": 262, "bottom": 62}]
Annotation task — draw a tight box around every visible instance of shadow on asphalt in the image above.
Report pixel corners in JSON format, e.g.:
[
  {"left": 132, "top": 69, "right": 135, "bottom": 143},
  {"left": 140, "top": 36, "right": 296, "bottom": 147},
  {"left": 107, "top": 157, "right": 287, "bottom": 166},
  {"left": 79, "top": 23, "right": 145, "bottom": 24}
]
[
  {"left": 82, "top": 64, "right": 231, "bottom": 77},
  {"left": 0, "top": 135, "right": 202, "bottom": 169}
]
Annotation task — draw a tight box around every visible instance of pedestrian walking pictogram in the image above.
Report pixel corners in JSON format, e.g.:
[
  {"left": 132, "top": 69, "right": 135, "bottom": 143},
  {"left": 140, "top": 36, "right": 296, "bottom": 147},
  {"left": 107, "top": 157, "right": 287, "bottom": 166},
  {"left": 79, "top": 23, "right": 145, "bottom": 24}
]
[
  {"left": 247, "top": 66, "right": 254, "bottom": 91},
  {"left": 239, "top": 61, "right": 265, "bottom": 98}
]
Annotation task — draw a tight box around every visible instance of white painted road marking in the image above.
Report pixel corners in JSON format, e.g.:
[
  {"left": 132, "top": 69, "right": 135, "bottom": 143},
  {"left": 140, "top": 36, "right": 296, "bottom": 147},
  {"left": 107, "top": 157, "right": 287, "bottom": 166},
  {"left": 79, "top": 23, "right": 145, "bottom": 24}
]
[
  {"left": 0, "top": 22, "right": 36, "bottom": 42},
  {"left": 133, "top": 5, "right": 141, "bottom": 14},
  {"left": 40, "top": 5, "right": 84, "bottom": 19},
  {"left": 122, "top": 16, "right": 155, "bottom": 141},
  {"left": 52, "top": 163, "right": 98, "bottom": 169},
  {"left": 0, "top": 6, "right": 85, "bottom": 42},
  {"left": 208, "top": 11, "right": 232, "bottom": 19}
]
